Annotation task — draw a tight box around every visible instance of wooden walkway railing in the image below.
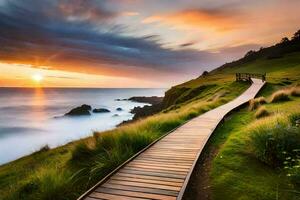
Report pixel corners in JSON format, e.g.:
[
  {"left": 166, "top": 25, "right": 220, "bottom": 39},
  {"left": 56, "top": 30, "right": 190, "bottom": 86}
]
[
  {"left": 236, "top": 73, "right": 266, "bottom": 82},
  {"left": 78, "top": 78, "right": 266, "bottom": 200}
]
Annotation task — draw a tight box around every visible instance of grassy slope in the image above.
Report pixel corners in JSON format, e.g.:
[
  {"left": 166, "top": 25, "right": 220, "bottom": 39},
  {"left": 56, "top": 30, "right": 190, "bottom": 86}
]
[
  {"left": 210, "top": 96, "right": 300, "bottom": 200},
  {"left": 0, "top": 71, "right": 249, "bottom": 199},
  {"left": 183, "top": 52, "right": 300, "bottom": 200}
]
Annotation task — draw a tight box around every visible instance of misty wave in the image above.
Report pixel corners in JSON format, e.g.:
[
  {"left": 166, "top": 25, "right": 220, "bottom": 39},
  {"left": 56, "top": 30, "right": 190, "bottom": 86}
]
[{"left": 0, "top": 126, "right": 43, "bottom": 137}]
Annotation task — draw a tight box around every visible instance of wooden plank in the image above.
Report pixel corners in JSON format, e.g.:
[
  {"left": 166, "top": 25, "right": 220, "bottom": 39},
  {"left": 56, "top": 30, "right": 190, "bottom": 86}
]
[
  {"left": 120, "top": 169, "right": 186, "bottom": 179},
  {"left": 135, "top": 158, "right": 194, "bottom": 164},
  {"left": 111, "top": 176, "right": 183, "bottom": 187},
  {"left": 124, "top": 166, "right": 187, "bottom": 175},
  {"left": 90, "top": 192, "right": 147, "bottom": 200},
  {"left": 85, "top": 197, "right": 103, "bottom": 200},
  {"left": 116, "top": 173, "right": 184, "bottom": 183},
  {"left": 130, "top": 161, "right": 191, "bottom": 169},
  {"left": 96, "top": 187, "right": 176, "bottom": 200},
  {"left": 138, "top": 155, "right": 195, "bottom": 161},
  {"left": 126, "top": 164, "right": 190, "bottom": 172},
  {"left": 107, "top": 180, "right": 181, "bottom": 191},
  {"left": 102, "top": 183, "right": 178, "bottom": 196}
]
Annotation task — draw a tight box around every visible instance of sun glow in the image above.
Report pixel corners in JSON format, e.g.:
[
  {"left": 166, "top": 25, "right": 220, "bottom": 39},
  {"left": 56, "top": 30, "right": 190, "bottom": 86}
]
[{"left": 32, "top": 74, "right": 44, "bottom": 83}]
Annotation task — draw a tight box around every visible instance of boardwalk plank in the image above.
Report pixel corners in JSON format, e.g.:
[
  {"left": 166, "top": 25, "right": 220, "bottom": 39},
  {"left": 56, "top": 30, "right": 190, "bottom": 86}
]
[
  {"left": 101, "top": 183, "right": 178, "bottom": 196},
  {"left": 111, "top": 176, "right": 183, "bottom": 187},
  {"left": 96, "top": 187, "right": 176, "bottom": 200},
  {"left": 106, "top": 180, "right": 181, "bottom": 191}
]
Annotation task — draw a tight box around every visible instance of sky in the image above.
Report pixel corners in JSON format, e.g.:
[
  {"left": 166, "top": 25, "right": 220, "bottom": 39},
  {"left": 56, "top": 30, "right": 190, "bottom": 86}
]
[{"left": 0, "top": 0, "right": 299, "bottom": 88}]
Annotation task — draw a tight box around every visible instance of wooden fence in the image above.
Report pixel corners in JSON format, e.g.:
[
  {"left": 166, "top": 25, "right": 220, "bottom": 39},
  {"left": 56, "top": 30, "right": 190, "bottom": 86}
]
[{"left": 236, "top": 73, "right": 266, "bottom": 82}]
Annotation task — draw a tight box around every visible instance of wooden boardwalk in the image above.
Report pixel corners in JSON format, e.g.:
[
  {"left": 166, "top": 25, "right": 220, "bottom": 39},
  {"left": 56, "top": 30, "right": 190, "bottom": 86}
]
[{"left": 79, "top": 78, "right": 265, "bottom": 200}]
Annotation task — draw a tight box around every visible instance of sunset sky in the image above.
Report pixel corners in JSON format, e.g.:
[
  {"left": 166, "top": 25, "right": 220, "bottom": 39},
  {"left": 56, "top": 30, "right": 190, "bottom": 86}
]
[{"left": 0, "top": 0, "right": 299, "bottom": 88}]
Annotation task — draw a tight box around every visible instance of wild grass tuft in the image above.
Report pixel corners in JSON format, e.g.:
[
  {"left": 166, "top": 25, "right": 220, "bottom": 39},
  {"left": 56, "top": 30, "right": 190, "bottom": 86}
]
[
  {"left": 289, "top": 86, "right": 300, "bottom": 97},
  {"left": 249, "top": 97, "right": 267, "bottom": 110},
  {"left": 269, "top": 90, "right": 290, "bottom": 103},
  {"left": 249, "top": 114, "right": 300, "bottom": 168},
  {"left": 254, "top": 106, "right": 270, "bottom": 119}
]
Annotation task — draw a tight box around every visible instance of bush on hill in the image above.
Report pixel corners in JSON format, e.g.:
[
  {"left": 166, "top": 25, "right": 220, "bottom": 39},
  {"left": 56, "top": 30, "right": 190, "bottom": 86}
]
[
  {"left": 255, "top": 106, "right": 270, "bottom": 119},
  {"left": 270, "top": 90, "right": 290, "bottom": 103}
]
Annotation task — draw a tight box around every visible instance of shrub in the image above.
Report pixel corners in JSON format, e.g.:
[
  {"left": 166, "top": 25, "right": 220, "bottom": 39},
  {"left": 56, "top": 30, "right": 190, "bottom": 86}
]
[
  {"left": 255, "top": 106, "right": 270, "bottom": 119},
  {"left": 249, "top": 97, "right": 267, "bottom": 111},
  {"left": 290, "top": 87, "right": 300, "bottom": 97},
  {"left": 249, "top": 116, "right": 300, "bottom": 168},
  {"left": 270, "top": 90, "right": 290, "bottom": 103}
]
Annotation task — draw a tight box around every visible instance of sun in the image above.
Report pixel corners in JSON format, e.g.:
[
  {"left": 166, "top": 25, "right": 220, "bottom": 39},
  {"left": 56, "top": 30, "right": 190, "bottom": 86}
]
[{"left": 32, "top": 74, "right": 44, "bottom": 83}]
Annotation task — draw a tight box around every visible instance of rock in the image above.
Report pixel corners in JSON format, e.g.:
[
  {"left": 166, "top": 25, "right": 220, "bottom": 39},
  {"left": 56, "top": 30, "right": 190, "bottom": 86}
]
[
  {"left": 116, "top": 107, "right": 123, "bottom": 111},
  {"left": 81, "top": 104, "right": 92, "bottom": 111},
  {"left": 127, "top": 96, "right": 164, "bottom": 105},
  {"left": 113, "top": 114, "right": 119, "bottom": 117},
  {"left": 92, "top": 108, "right": 110, "bottom": 113},
  {"left": 65, "top": 104, "right": 91, "bottom": 116}
]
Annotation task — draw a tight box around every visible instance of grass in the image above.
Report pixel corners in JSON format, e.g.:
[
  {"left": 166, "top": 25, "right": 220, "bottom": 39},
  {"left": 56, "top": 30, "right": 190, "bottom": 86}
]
[
  {"left": 254, "top": 106, "right": 270, "bottom": 118},
  {"left": 249, "top": 114, "right": 300, "bottom": 167},
  {"left": 249, "top": 97, "right": 267, "bottom": 111},
  {"left": 270, "top": 90, "right": 290, "bottom": 103},
  {"left": 290, "top": 86, "right": 300, "bottom": 97},
  {"left": 208, "top": 90, "right": 300, "bottom": 200}
]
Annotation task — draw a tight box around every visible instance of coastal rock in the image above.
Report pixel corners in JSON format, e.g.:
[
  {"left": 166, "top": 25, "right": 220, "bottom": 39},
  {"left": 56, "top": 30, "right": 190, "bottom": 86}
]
[
  {"left": 127, "top": 96, "right": 164, "bottom": 105},
  {"left": 130, "top": 103, "right": 162, "bottom": 120},
  {"left": 93, "top": 108, "right": 110, "bottom": 113},
  {"left": 65, "top": 104, "right": 91, "bottom": 116},
  {"left": 116, "top": 107, "right": 123, "bottom": 111}
]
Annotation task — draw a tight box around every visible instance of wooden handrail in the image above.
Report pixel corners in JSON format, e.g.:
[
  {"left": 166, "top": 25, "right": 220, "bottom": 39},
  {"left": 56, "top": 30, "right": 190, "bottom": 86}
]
[{"left": 236, "top": 73, "right": 266, "bottom": 82}]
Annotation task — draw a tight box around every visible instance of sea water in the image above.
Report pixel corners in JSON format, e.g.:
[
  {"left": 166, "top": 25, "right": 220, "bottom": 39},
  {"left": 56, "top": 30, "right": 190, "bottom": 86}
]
[{"left": 0, "top": 88, "right": 165, "bottom": 165}]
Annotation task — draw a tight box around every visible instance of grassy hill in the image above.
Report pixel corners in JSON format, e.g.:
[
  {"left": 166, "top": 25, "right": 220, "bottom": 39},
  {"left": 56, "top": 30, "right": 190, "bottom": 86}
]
[{"left": 0, "top": 31, "right": 300, "bottom": 200}]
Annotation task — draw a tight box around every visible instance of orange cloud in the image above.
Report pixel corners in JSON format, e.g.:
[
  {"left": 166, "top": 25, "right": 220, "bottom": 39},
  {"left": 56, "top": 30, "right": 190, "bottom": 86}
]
[{"left": 142, "top": 9, "right": 243, "bottom": 32}]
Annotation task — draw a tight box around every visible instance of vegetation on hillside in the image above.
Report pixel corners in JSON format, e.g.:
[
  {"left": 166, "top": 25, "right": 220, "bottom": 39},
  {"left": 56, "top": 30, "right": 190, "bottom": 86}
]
[{"left": 208, "top": 88, "right": 300, "bottom": 200}]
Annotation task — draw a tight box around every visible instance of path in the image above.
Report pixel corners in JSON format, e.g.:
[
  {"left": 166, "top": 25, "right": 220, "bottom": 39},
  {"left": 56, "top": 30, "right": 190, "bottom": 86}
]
[{"left": 78, "top": 78, "right": 265, "bottom": 200}]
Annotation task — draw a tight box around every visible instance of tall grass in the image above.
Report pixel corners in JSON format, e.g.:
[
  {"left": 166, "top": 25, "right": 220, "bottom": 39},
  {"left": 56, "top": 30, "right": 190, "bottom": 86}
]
[
  {"left": 248, "top": 114, "right": 300, "bottom": 168},
  {"left": 5, "top": 169, "right": 79, "bottom": 200},
  {"left": 289, "top": 86, "right": 300, "bottom": 97},
  {"left": 269, "top": 90, "right": 290, "bottom": 103},
  {"left": 249, "top": 97, "right": 267, "bottom": 110},
  {"left": 254, "top": 106, "right": 270, "bottom": 119}
]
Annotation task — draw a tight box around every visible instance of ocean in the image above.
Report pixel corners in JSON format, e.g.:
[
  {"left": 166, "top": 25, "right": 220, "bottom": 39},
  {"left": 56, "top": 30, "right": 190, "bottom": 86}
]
[{"left": 0, "top": 88, "right": 165, "bottom": 165}]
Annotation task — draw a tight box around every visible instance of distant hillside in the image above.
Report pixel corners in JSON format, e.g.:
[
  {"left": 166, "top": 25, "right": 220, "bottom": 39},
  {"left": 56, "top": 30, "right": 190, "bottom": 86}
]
[
  {"left": 212, "top": 29, "right": 300, "bottom": 74},
  {"left": 162, "top": 30, "right": 300, "bottom": 108}
]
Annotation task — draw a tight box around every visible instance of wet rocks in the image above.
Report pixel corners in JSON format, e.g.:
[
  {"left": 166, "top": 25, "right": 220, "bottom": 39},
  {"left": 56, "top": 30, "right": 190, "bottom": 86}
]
[
  {"left": 92, "top": 108, "right": 110, "bottom": 113},
  {"left": 65, "top": 104, "right": 92, "bottom": 116}
]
